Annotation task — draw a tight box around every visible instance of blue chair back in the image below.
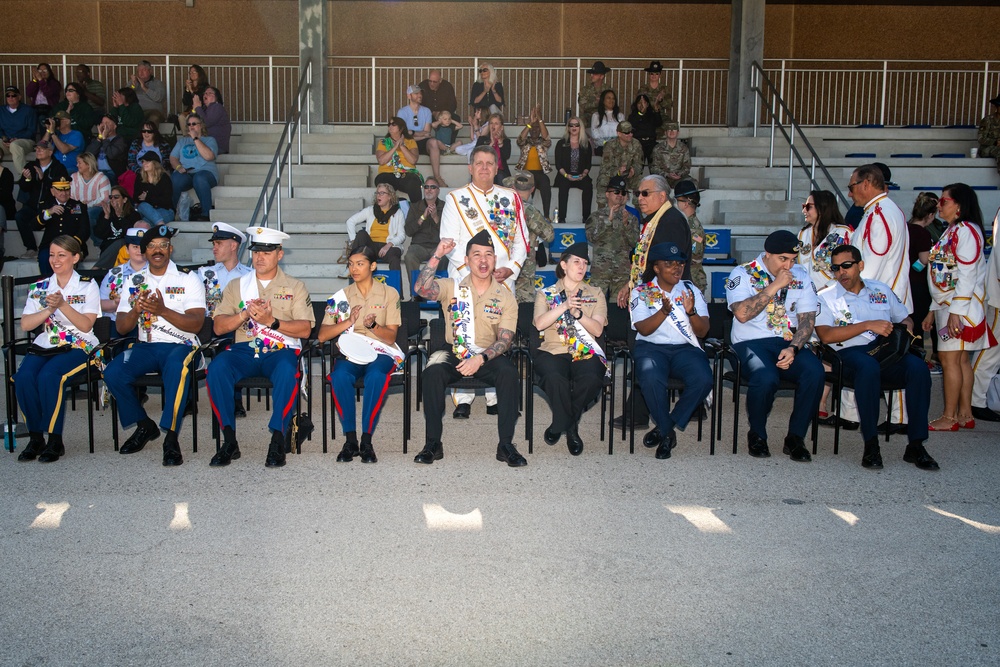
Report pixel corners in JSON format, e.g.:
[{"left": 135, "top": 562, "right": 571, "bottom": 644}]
[
  {"left": 703, "top": 228, "right": 735, "bottom": 265},
  {"left": 533, "top": 270, "right": 558, "bottom": 290},
  {"left": 711, "top": 270, "right": 729, "bottom": 301},
  {"left": 549, "top": 227, "right": 587, "bottom": 254},
  {"left": 371, "top": 270, "right": 403, "bottom": 296}
]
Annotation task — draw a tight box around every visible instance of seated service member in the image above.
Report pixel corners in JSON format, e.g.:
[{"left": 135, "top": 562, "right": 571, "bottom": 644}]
[
  {"left": 532, "top": 242, "right": 608, "bottom": 456},
  {"left": 319, "top": 243, "right": 404, "bottom": 464},
  {"left": 199, "top": 222, "right": 250, "bottom": 319},
  {"left": 14, "top": 236, "right": 100, "bottom": 463},
  {"left": 100, "top": 225, "right": 148, "bottom": 319},
  {"left": 725, "top": 230, "right": 823, "bottom": 462},
  {"left": 104, "top": 225, "right": 207, "bottom": 466},
  {"left": 815, "top": 245, "right": 939, "bottom": 470},
  {"left": 206, "top": 227, "right": 315, "bottom": 468},
  {"left": 629, "top": 243, "right": 713, "bottom": 459},
  {"left": 413, "top": 232, "right": 525, "bottom": 467}
]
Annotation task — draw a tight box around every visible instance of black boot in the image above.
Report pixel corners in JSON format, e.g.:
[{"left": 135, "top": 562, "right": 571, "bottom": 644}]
[
  {"left": 265, "top": 430, "right": 286, "bottom": 467},
  {"left": 861, "top": 437, "right": 883, "bottom": 469},
  {"left": 414, "top": 441, "right": 443, "bottom": 464},
  {"left": 17, "top": 433, "right": 46, "bottom": 462},
  {"left": 162, "top": 431, "right": 183, "bottom": 466},
  {"left": 336, "top": 431, "right": 360, "bottom": 462},
  {"left": 210, "top": 427, "right": 241, "bottom": 467},
  {"left": 37, "top": 433, "right": 65, "bottom": 463},
  {"left": 359, "top": 433, "right": 377, "bottom": 463}
]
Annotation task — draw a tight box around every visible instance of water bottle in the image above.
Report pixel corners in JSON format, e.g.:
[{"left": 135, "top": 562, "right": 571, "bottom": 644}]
[
  {"left": 553, "top": 207, "right": 560, "bottom": 225},
  {"left": 176, "top": 191, "right": 192, "bottom": 222},
  {"left": 564, "top": 108, "right": 571, "bottom": 124},
  {"left": 3, "top": 422, "right": 14, "bottom": 452}
]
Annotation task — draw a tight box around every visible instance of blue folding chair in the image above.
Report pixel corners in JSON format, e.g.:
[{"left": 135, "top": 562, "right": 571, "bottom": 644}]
[{"left": 702, "top": 228, "right": 736, "bottom": 266}]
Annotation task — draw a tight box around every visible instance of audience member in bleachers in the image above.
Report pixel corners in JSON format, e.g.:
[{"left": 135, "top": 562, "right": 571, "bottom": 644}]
[
  {"left": 925, "top": 183, "right": 994, "bottom": 432},
  {"left": 474, "top": 113, "right": 511, "bottom": 185},
  {"left": 431, "top": 110, "right": 464, "bottom": 153},
  {"left": 630, "top": 242, "right": 713, "bottom": 460},
  {"left": 554, "top": 116, "right": 593, "bottom": 225},
  {"left": 374, "top": 116, "right": 422, "bottom": 203},
  {"left": 596, "top": 121, "right": 643, "bottom": 208},
  {"left": 651, "top": 122, "right": 691, "bottom": 189},
  {"left": 14, "top": 141, "right": 68, "bottom": 259},
  {"left": 1, "top": 161, "right": 14, "bottom": 230},
  {"left": 672, "top": 179, "right": 708, "bottom": 295},
  {"left": 468, "top": 62, "right": 504, "bottom": 120},
  {"left": 51, "top": 82, "right": 96, "bottom": 144},
  {"left": 192, "top": 86, "right": 231, "bottom": 155},
  {"left": 93, "top": 185, "right": 142, "bottom": 269},
  {"left": 13, "top": 234, "right": 100, "bottom": 464},
  {"left": 971, "top": 206, "right": 1000, "bottom": 422},
  {"left": 578, "top": 61, "right": 610, "bottom": 126},
  {"left": 815, "top": 244, "right": 938, "bottom": 470},
  {"left": 134, "top": 152, "right": 175, "bottom": 225},
  {"left": 130, "top": 60, "right": 167, "bottom": 125},
  {"left": 907, "top": 192, "right": 938, "bottom": 358},
  {"left": 111, "top": 220, "right": 151, "bottom": 267},
  {"left": 86, "top": 114, "right": 129, "bottom": 187},
  {"left": 533, "top": 241, "right": 608, "bottom": 456},
  {"left": 170, "top": 113, "right": 219, "bottom": 222},
  {"left": 418, "top": 69, "right": 458, "bottom": 116},
  {"left": 127, "top": 121, "right": 172, "bottom": 174},
  {"left": 637, "top": 61, "right": 674, "bottom": 133},
  {"left": 109, "top": 87, "right": 144, "bottom": 143},
  {"left": 590, "top": 90, "right": 624, "bottom": 155},
  {"left": 27, "top": 177, "right": 89, "bottom": 275},
  {"left": 507, "top": 171, "right": 554, "bottom": 303},
  {"left": 74, "top": 64, "right": 107, "bottom": 116},
  {"left": 345, "top": 184, "right": 406, "bottom": 272},
  {"left": 1, "top": 86, "right": 38, "bottom": 174},
  {"left": 398, "top": 84, "right": 447, "bottom": 187},
  {"left": 180, "top": 65, "right": 210, "bottom": 118},
  {"left": 100, "top": 225, "right": 149, "bottom": 316},
  {"left": 320, "top": 241, "right": 403, "bottom": 464},
  {"left": 627, "top": 93, "right": 662, "bottom": 166},
  {"left": 585, "top": 175, "right": 638, "bottom": 298},
  {"left": 70, "top": 152, "right": 111, "bottom": 231},
  {"left": 403, "top": 177, "right": 443, "bottom": 278},
  {"left": 45, "top": 112, "right": 84, "bottom": 176},
  {"left": 25, "top": 63, "right": 61, "bottom": 121},
  {"left": 976, "top": 94, "right": 1000, "bottom": 175},
  {"left": 726, "top": 230, "right": 822, "bottom": 462},
  {"left": 514, "top": 105, "right": 553, "bottom": 218},
  {"left": 797, "top": 190, "right": 852, "bottom": 290}
]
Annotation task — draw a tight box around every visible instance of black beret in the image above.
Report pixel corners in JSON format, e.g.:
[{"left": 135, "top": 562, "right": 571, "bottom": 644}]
[
  {"left": 764, "top": 230, "right": 801, "bottom": 255},
  {"left": 561, "top": 242, "right": 590, "bottom": 263},
  {"left": 140, "top": 224, "right": 177, "bottom": 251}
]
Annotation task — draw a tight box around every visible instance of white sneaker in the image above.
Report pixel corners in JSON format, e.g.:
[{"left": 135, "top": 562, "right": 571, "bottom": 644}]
[{"left": 21, "top": 249, "right": 37, "bottom": 259}]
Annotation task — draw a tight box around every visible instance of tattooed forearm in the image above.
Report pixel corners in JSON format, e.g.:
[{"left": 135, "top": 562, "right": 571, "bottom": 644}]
[
  {"left": 485, "top": 327, "right": 514, "bottom": 359},
  {"left": 732, "top": 291, "right": 774, "bottom": 323},
  {"left": 791, "top": 312, "right": 815, "bottom": 348},
  {"left": 414, "top": 262, "right": 441, "bottom": 300}
]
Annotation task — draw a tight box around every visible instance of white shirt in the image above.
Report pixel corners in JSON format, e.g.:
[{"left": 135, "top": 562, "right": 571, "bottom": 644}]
[
  {"left": 629, "top": 279, "right": 708, "bottom": 346},
  {"left": 23, "top": 271, "right": 101, "bottom": 349},
  {"left": 726, "top": 254, "right": 818, "bottom": 345},
  {"left": 116, "top": 261, "right": 206, "bottom": 345},
  {"left": 985, "top": 213, "right": 1000, "bottom": 309},
  {"left": 816, "top": 278, "right": 909, "bottom": 349},
  {"left": 851, "top": 193, "right": 911, "bottom": 309}
]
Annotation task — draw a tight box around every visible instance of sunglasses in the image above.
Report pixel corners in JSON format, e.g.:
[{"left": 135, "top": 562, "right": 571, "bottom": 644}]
[
  {"left": 830, "top": 260, "right": 859, "bottom": 273},
  {"left": 479, "top": 68, "right": 489, "bottom": 73},
  {"left": 423, "top": 185, "right": 439, "bottom": 190},
  {"left": 846, "top": 180, "right": 864, "bottom": 191},
  {"left": 6, "top": 93, "right": 18, "bottom": 98},
  {"left": 937, "top": 197, "right": 957, "bottom": 205},
  {"left": 801, "top": 203, "right": 815, "bottom": 210},
  {"left": 634, "top": 189, "right": 661, "bottom": 198},
  {"left": 607, "top": 189, "right": 626, "bottom": 196},
  {"left": 187, "top": 122, "right": 200, "bottom": 127},
  {"left": 141, "top": 129, "right": 154, "bottom": 134},
  {"left": 568, "top": 123, "right": 580, "bottom": 127}
]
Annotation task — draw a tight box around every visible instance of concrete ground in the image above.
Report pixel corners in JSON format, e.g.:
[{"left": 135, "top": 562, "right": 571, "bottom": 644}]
[{"left": 2, "top": 378, "right": 999, "bottom": 667}]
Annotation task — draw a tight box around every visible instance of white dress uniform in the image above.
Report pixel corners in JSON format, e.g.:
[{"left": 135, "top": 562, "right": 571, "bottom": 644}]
[
  {"left": 115, "top": 261, "right": 206, "bottom": 344},
  {"left": 797, "top": 223, "right": 854, "bottom": 290},
  {"left": 929, "top": 220, "right": 994, "bottom": 352},
  {"left": 972, "top": 211, "right": 1000, "bottom": 409},
  {"left": 725, "top": 254, "right": 817, "bottom": 345},
  {"left": 816, "top": 279, "right": 911, "bottom": 348},
  {"left": 851, "top": 193, "right": 911, "bottom": 310}
]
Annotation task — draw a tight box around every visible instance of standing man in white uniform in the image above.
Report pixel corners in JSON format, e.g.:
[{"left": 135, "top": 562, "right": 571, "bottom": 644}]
[{"left": 971, "top": 207, "right": 1000, "bottom": 421}]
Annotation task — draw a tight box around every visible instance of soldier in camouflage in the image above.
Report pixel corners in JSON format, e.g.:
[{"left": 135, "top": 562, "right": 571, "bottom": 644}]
[
  {"left": 596, "top": 121, "right": 644, "bottom": 208},
  {"left": 978, "top": 94, "right": 1000, "bottom": 174},
  {"left": 586, "top": 175, "right": 639, "bottom": 297},
  {"left": 637, "top": 60, "right": 675, "bottom": 138},
  {"left": 579, "top": 61, "right": 610, "bottom": 125},
  {"left": 506, "top": 171, "right": 555, "bottom": 303},
  {"left": 671, "top": 179, "right": 708, "bottom": 295},
  {"left": 651, "top": 122, "right": 692, "bottom": 189}
]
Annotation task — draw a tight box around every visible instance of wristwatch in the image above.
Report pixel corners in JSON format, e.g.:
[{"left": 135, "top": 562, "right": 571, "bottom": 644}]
[{"left": 270, "top": 319, "right": 280, "bottom": 331}]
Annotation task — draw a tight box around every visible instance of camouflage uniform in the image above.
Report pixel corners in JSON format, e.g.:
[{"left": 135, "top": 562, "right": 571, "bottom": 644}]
[
  {"left": 596, "top": 138, "right": 644, "bottom": 207},
  {"left": 578, "top": 82, "right": 603, "bottom": 126},
  {"left": 686, "top": 212, "right": 708, "bottom": 295},
  {"left": 585, "top": 205, "right": 639, "bottom": 296},
  {"left": 978, "top": 111, "right": 1000, "bottom": 174},
  {"left": 514, "top": 201, "right": 555, "bottom": 303},
  {"left": 651, "top": 140, "right": 692, "bottom": 189},
  {"left": 636, "top": 83, "right": 675, "bottom": 136}
]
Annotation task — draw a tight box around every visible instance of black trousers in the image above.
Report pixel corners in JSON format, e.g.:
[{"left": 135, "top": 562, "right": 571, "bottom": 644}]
[
  {"left": 527, "top": 169, "right": 552, "bottom": 218},
  {"left": 554, "top": 174, "right": 593, "bottom": 224},
  {"left": 533, "top": 351, "right": 605, "bottom": 432},
  {"left": 422, "top": 349, "right": 519, "bottom": 445}
]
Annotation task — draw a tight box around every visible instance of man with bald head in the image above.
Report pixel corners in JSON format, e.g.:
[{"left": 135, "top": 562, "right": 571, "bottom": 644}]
[{"left": 417, "top": 69, "right": 457, "bottom": 116}]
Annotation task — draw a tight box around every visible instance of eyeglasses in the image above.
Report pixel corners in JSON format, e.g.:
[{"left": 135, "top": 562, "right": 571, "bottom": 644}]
[
  {"left": 145, "top": 241, "right": 171, "bottom": 250},
  {"left": 801, "top": 203, "right": 815, "bottom": 210},
  {"left": 830, "top": 260, "right": 859, "bottom": 273},
  {"left": 423, "top": 185, "right": 439, "bottom": 190},
  {"left": 479, "top": 68, "right": 489, "bottom": 73},
  {"left": 141, "top": 129, "right": 154, "bottom": 134},
  {"left": 5, "top": 93, "right": 18, "bottom": 98},
  {"left": 568, "top": 123, "right": 580, "bottom": 128},
  {"left": 375, "top": 191, "right": 390, "bottom": 197},
  {"left": 846, "top": 180, "right": 864, "bottom": 191},
  {"left": 109, "top": 195, "right": 123, "bottom": 200},
  {"left": 634, "top": 189, "right": 662, "bottom": 198}
]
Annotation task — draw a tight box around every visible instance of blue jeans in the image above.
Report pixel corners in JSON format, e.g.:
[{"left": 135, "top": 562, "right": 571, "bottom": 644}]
[
  {"left": 171, "top": 169, "right": 218, "bottom": 213},
  {"left": 136, "top": 202, "right": 175, "bottom": 225}
]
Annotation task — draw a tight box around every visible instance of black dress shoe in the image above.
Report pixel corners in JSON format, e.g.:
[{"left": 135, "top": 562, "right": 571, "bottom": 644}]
[
  {"left": 496, "top": 442, "right": 527, "bottom": 467},
  {"left": 453, "top": 404, "right": 471, "bottom": 419},
  {"left": 265, "top": 433, "right": 286, "bottom": 468},
  {"left": 336, "top": 441, "right": 359, "bottom": 462},
  {"left": 566, "top": 428, "right": 584, "bottom": 456},
  {"left": 972, "top": 406, "right": 1000, "bottom": 422},
  {"left": 747, "top": 431, "right": 771, "bottom": 458},
  {"left": 903, "top": 443, "right": 940, "bottom": 471},
  {"left": 162, "top": 440, "right": 183, "bottom": 466},
  {"left": 642, "top": 428, "right": 662, "bottom": 448},
  {"left": 817, "top": 413, "right": 838, "bottom": 427},
  {"left": 414, "top": 442, "right": 443, "bottom": 464},
  {"left": 120, "top": 422, "right": 160, "bottom": 454},
  {"left": 17, "top": 437, "right": 46, "bottom": 462},
  {"left": 877, "top": 421, "right": 908, "bottom": 435},
  {"left": 234, "top": 403, "right": 247, "bottom": 419},
  {"left": 612, "top": 414, "right": 649, "bottom": 429},
  {"left": 838, "top": 418, "right": 860, "bottom": 431},
  {"left": 37, "top": 441, "right": 65, "bottom": 463},
  {"left": 210, "top": 440, "right": 241, "bottom": 467},
  {"left": 861, "top": 438, "right": 883, "bottom": 469},
  {"left": 486, "top": 405, "right": 498, "bottom": 415},
  {"left": 782, "top": 435, "right": 812, "bottom": 462},
  {"left": 360, "top": 443, "right": 378, "bottom": 463},
  {"left": 655, "top": 430, "right": 677, "bottom": 459},
  {"left": 543, "top": 427, "right": 561, "bottom": 446}
]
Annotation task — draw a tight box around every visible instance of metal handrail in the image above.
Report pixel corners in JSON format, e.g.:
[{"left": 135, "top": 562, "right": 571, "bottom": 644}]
[
  {"left": 245, "top": 60, "right": 313, "bottom": 246},
  {"left": 750, "top": 61, "right": 851, "bottom": 210}
]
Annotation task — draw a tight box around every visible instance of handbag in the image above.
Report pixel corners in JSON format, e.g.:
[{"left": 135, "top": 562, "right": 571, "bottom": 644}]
[
  {"left": 535, "top": 241, "right": 548, "bottom": 268},
  {"left": 866, "top": 323, "right": 918, "bottom": 369}
]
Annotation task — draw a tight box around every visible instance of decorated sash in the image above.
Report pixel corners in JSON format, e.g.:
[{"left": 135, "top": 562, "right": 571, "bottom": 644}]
[
  {"left": 450, "top": 281, "right": 484, "bottom": 359},
  {"left": 453, "top": 186, "right": 526, "bottom": 259},
  {"left": 635, "top": 280, "right": 702, "bottom": 350},
  {"left": 239, "top": 271, "right": 301, "bottom": 356},
  {"left": 126, "top": 272, "right": 155, "bottom": 342},
  {"left": 28, "top": 277, "right": 99, "bottom": 356},
  {"left": 326, "top": 288, "right": 405, "bottom": 371},
  {"left": 106, "top": 266, "right": 126, "bottom": 303},
  {"left": 929, "top": 223, "right": 981, "bottom": 293},
  {"left": 742, "top": 258, "right": 794, "bottom": 341},
  {"left": 801, "top": 226, "right": 852, "bottom": 282},
  {"left": 542, "top": 286, "right": 609, "bottom": 371},
  {"left": 630, "top": 200, "right": 675, "bottom": 288},
  {"left": 202, "top": 269, "right": 223, "bottom": 317}
]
